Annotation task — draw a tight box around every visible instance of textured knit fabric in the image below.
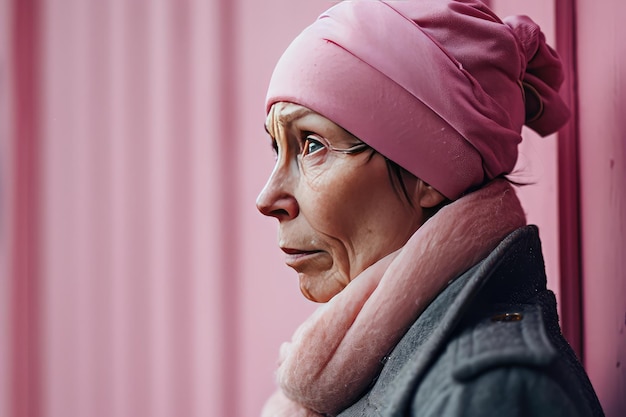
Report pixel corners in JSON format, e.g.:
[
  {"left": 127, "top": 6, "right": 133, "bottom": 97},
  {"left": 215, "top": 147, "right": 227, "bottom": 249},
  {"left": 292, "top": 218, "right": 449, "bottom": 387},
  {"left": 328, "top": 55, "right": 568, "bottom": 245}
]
[{"left": 337, "top": 226, "right": 604, "bottom": 417}]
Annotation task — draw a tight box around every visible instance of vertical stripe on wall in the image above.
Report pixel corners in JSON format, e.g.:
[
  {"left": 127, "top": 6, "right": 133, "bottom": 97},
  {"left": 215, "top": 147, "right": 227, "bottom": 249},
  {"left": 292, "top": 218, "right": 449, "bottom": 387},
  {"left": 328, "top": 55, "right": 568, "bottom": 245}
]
[
  {"left": 555, "top": 0, "right": 583, "bottom": 358},
  {"left": 10, "top": 0, "right": 41, "bottom": 416},
  {"left": 217, "top": 0, "right": 241, "bottom": 415},
  {"left": 0, "top": 1, "right": 12, "bottom": 415}
]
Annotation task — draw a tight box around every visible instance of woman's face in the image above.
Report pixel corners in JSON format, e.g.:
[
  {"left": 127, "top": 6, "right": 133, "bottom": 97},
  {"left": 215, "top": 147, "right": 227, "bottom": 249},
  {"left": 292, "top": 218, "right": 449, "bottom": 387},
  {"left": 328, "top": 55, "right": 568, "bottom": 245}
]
[{"left": 257, "top": 102, "right": 432, "bottom": 302}]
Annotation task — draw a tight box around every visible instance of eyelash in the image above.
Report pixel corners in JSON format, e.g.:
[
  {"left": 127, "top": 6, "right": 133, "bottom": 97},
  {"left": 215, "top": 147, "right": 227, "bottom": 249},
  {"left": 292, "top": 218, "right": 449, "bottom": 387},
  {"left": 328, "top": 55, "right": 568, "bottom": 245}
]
[
  {"left": 269, "top": 131, "right": 327, "bottom": 160},
  {"left": 301, "top": 132, "right": 325, "bottom": 156}
]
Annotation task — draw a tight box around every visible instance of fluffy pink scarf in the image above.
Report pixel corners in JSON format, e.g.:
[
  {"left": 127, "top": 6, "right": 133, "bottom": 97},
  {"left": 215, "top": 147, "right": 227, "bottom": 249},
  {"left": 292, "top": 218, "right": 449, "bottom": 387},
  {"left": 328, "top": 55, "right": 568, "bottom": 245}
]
[{"left": 262, "top": 180, "right": 526, "bottom": 417}]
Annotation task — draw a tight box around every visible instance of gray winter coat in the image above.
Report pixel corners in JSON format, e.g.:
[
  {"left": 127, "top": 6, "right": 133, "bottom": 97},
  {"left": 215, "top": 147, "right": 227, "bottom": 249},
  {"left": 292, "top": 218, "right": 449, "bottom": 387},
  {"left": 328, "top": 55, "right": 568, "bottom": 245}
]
[{"left": 338, "top": 226, "right": 604, "bottom": 417}]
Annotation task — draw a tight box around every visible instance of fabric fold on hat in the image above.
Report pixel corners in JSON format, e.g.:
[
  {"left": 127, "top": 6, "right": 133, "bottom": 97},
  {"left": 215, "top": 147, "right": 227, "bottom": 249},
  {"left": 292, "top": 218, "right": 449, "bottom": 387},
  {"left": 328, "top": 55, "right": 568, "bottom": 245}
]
[
  {"left": 503, "top": 15, "right": 571, "bottom": 135},
  {"left": 266, "top": 0, "right": 569, "bottom": 199}
]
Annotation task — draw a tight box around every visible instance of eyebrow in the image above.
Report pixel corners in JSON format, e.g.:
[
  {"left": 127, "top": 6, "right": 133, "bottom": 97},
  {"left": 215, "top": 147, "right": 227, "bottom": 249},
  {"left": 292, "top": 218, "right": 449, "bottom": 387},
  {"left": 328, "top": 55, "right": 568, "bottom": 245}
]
[{"left": 264, "top": 106, "right": 315, "bottom": 136}]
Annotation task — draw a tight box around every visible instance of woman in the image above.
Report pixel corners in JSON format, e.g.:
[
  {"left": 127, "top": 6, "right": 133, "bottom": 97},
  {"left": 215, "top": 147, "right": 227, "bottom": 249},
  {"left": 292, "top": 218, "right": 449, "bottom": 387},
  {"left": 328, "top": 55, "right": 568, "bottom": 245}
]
[{"left": 257, "top": 1, "right": 604, "bottom": 416}]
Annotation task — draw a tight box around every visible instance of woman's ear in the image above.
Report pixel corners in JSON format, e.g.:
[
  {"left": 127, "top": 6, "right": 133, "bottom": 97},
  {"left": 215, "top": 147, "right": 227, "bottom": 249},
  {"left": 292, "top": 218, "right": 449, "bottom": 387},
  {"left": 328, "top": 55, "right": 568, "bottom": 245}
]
[{"left": 415, "top": 179, "right": 447, "bottom": 209}]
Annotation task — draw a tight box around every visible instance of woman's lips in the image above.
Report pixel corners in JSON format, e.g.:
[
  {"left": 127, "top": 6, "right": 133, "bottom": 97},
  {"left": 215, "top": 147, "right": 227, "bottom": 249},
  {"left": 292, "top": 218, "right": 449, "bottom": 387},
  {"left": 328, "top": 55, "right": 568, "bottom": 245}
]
[{"left": 281, "top": 247, "right": 323, "bottom": 268}]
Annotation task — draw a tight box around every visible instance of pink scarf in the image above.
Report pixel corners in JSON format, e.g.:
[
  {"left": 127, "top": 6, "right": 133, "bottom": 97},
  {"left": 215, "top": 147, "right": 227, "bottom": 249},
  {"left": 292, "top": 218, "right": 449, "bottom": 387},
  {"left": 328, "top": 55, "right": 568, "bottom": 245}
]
[{"left": 262, "top": 180, "right": 527, "bottom": 416}]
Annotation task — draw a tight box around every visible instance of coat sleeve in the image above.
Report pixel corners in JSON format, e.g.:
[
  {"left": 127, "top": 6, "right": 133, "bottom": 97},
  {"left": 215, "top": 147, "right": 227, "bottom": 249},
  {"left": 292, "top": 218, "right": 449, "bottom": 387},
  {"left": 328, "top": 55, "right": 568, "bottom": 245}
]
[{"left": 414, "top": 366, "right": 583, "bottom": 417}]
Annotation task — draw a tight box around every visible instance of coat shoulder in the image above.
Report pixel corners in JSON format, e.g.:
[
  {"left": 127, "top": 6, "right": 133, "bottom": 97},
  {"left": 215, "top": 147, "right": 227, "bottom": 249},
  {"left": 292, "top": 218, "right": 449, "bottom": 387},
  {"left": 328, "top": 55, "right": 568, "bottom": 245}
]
[
  {"left": 411, "top": 296, "right": 601, "bottom": 417},
  {"left": 450, "top": 302, "right": 556, "bottom": 382},
  {"left": 415, "top": 362, "right": 584, "bottom": 417}
]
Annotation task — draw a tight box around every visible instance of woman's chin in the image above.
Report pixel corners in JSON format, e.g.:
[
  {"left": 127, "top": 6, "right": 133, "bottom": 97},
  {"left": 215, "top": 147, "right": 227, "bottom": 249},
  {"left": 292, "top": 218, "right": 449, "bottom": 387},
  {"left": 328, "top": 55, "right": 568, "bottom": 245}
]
[{"left": 298, "top": 272, "right": 346, "bottom": 303}]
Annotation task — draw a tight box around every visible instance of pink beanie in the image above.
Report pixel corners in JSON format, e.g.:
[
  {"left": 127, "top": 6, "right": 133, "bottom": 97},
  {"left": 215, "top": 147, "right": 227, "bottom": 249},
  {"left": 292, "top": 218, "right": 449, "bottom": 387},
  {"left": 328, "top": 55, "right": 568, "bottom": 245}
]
[{"left": 265, "top": 0, "right": 569, "bottom": 199}]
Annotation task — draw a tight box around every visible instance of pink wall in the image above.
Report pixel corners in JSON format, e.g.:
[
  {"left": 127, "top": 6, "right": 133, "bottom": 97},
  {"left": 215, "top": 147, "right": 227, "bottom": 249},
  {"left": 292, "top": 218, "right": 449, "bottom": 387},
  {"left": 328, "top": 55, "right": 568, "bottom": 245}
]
[
  {"left": 1, "top": 0, "right": 14, "bottom": 415},
  {"left": 4, "top": 0, "right": 229, "bottom": 416},
  {"left": 577, "top": 0, "right": 626, "bottom": 415},
  {"left": 1, "top": 0, "right": 624, "bottom": 416}
]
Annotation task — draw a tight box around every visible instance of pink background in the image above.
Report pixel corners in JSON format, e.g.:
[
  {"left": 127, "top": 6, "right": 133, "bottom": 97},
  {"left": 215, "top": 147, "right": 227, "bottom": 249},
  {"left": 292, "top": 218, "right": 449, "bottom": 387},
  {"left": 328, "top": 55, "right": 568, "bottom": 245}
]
[{"left": 1, "top": 0, "right": 624, "bottom": 416}]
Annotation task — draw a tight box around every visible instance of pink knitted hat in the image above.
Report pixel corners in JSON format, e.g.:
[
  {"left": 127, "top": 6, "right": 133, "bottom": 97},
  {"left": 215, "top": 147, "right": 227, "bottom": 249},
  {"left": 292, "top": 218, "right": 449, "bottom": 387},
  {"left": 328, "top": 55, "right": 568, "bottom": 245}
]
[{"left": 266, "top": 0, "right": 569, "bottom": 199}]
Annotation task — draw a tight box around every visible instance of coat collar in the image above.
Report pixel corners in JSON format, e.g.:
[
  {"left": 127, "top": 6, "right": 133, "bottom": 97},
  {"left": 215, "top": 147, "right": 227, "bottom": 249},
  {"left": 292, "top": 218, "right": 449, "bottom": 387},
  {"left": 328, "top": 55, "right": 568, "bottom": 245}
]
[{"left": 339, "top": 225, "right": 547, "bottom": 416}]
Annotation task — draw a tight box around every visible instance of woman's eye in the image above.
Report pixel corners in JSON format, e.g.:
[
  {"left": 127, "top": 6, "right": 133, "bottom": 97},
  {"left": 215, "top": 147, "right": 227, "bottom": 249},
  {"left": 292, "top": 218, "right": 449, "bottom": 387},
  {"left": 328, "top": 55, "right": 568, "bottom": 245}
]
[{"left": 302, "top": 135, "right": 326, "bottom": 156}]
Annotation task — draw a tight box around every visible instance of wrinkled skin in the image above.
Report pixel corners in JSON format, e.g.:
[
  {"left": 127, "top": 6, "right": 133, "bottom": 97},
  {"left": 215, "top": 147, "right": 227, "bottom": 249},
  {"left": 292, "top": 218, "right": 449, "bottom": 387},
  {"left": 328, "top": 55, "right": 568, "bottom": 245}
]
[{"left": 256, "top": 102, "right": 445, "bottom": 302}]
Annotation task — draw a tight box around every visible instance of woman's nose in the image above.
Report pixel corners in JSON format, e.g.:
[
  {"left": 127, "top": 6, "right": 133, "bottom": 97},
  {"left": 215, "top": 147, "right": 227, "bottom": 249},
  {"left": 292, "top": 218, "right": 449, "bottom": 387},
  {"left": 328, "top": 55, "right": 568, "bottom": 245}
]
[{"left": 256, "top": 167, "right": 299, "bottom": 221}]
